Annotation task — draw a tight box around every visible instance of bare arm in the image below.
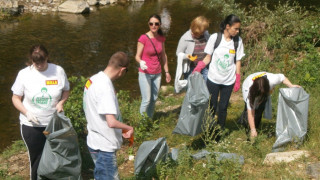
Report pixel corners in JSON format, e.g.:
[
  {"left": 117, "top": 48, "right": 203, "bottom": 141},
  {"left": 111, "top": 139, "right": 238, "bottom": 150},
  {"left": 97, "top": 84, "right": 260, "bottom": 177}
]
[
  {"left": 105, "top": 114, "right": 134, "bottom": 138},
  {"left": 282, "top": 77, "right": 301, "bottom": 88},
  {"left": 236, "top": 60, "right": 241, "bottom": 74},
  {"left": 12, "top": 94, "right": 27, "bottom": 115},
  {"left": 135, "top": 42, "right": 144, "bottom": 63},
  {"left": 161, "top": 43, "right": 171, "bottom": 83},
  {"left": 247, "top": 109, "right": 257, "bottom": 137},
  {"left": 56, "top": 90, "right": 70, "bottom": 112},
  {"left": 202, "top": 54, "right": 212, "bottom": 65}
]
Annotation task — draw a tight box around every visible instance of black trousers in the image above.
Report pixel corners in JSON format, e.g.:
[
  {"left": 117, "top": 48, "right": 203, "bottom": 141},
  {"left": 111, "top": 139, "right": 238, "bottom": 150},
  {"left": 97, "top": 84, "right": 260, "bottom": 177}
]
[
  {"left": 239, "top": 100, "right": 267, "bottom": 132},
  {"left": 21, "top": 124, "right": 46, "bottom": 180},
  {"left": 206, "top": 79, "right": 234, "bottom": 129}
]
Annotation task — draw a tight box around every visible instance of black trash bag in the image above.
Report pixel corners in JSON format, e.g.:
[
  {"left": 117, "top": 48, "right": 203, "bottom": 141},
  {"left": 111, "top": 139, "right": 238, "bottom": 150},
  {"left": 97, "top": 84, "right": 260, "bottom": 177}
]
[
  {"left": 37, "top": 112, "right": 82, "bottom": 180},
  {"left": 173, "top": 72, "right": 210, "bottom": 136},
  {"left": 272, "top": 88, "right": 309, "bottom": 152},
  {"left": 134, "top": 137, "right": 169, "bottom": 175}
]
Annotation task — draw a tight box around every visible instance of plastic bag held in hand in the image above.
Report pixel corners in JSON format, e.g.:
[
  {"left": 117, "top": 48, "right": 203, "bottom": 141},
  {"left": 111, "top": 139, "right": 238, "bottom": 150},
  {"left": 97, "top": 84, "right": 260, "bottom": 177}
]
[
  {"left": 140, "top": 60, "right": 148, "bottom": 70},
  {"left": 234, "top": 73, "right": 241, "bottom": 92},
  {"left": 26, "top": 111, "right": 40, "bottom": 125},
  {"left": 192, "top": 61, "right": 206, "bottom": 73}
]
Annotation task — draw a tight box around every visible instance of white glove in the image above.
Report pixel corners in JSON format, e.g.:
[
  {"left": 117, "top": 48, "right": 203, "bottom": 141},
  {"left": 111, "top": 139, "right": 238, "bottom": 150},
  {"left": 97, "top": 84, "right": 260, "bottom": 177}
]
[
  {"left": 140, "top": 60, "right": 148, "bottom": 70},
  {"left": 26, "top": 111, "right": 40, "bottom": 125}
]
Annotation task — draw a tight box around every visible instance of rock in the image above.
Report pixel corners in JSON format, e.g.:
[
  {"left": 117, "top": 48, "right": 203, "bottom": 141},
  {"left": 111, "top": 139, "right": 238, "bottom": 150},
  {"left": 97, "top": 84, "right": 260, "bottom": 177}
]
[
  {"left": 58, "top": 0, "right": 90, "bottom": 14},
  {"left": 263, "top": 150, "right": 310, "bottom": 165},
  {"left": 306, "top": 162, "right": 320, "bottom": 179},
  {"left": 87, "top": 0, "right": 98, "bottom": 6},
  {"left": 99, "top": 0, "right": 110, "bottom": 5}
]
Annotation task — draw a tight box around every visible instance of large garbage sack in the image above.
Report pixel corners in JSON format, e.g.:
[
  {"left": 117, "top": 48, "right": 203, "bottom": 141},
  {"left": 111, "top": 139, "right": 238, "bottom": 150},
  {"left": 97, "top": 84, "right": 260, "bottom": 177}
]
[
  {"left": 173, "top": 72, "right": 210, "bottom": 136},
  {"left": 37, "top": 112, "right": 82, "bottom": 180},
  {"left": 134, "top": 137, "right": 169, "bottom": 175},
  {"left": 272, "top": 88, "right": 309, "bottom": 152}
]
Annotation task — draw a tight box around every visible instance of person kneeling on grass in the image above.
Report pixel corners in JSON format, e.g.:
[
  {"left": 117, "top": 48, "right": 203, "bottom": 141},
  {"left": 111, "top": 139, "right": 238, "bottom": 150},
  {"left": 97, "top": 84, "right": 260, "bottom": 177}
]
[
  {"left": 83, "top": 51, "right": 134, "bottom": 180},
  {"left": 240, "top": 72, "right": 300, "bottom": 139}
]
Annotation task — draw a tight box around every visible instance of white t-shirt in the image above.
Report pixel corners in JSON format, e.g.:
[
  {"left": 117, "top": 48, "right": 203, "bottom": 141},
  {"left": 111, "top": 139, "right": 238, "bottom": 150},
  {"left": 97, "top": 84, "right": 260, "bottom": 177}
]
[
  {"left": 205, "top": 33, "right": 245, "bottom": 85},
  {"left": 11, "top": 63, "right": 70, "bottom": 127},
  {"left": 83, "top": 71, "right": 122, "bottom": 152},
  {"left": 242, "top": 72, "right": 285, "bottom": 110}
]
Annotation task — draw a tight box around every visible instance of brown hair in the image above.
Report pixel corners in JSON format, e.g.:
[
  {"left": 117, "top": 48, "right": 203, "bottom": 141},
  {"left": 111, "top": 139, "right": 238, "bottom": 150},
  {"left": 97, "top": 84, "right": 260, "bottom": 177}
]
[
  {"left": 190, "top": 16, "right": 209, "bottom": 37},
  {"left": 148, "top": 14, "right": 163, "bottom": 36},
  {"left": 108, "top": 51, "right": 129, "bottom": 69},
  {"left": 26, "top": 45, "right": 49, "bottom": 66},
  {"left": 248, "top": 76, "right": 270, "bottom": 109}
]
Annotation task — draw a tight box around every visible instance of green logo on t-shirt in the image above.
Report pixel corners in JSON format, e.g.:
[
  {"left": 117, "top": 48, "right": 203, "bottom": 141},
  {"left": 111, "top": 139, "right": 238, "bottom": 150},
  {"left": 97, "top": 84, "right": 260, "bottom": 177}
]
[
  {"left": 216, "top": 54, "right": 230, "bottom": 73},
  {"left": 32, "top": 87, "right": 52, "bottom": 109}
]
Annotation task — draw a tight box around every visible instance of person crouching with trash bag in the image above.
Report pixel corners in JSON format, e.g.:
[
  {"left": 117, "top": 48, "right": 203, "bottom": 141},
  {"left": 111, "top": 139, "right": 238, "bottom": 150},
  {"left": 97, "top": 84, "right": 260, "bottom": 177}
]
[
  {"left": 239, "top": 72, "right": 300, "bottom": 139},
  {"left": 83, "top": 52, "right": 134, "bottom": 180}
]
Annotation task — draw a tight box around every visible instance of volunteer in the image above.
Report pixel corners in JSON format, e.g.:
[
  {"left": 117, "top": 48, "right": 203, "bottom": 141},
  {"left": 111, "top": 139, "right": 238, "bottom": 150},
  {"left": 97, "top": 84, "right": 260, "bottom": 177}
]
[
  {"left": 11, "top": 44, "right": 70, "bottom": 180},
  {"left": 135, "top": 14, "right": 171, "bottom": 118}
]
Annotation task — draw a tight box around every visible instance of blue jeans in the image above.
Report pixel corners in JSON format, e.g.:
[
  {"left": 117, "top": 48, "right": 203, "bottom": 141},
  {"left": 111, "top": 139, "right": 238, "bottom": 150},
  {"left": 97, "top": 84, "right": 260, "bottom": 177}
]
[
  {"left": 184, "top": 67, "right": 208, "bottom": 82},
  {"left": 138, "top": 72, "right": 161, "bottom": 118},
  {"left": 206, "top": 80, "right": 234, "bottom": 129},
  {"left": 88, "top": 146, "right": 119, "bottom": 180}
]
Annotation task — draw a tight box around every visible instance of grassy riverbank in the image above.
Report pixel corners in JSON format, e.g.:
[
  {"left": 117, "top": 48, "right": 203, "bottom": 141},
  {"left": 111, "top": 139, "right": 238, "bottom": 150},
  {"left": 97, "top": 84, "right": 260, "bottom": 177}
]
[{"left": 1, "top": 1, "right": 319, "bottom": 179}]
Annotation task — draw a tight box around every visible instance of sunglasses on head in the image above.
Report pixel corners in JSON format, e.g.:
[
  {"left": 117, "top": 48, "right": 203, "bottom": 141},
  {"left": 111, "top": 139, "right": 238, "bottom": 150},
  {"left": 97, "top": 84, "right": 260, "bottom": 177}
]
[{"left": 148, "top": 22, "right": 160, "bottom": 26}]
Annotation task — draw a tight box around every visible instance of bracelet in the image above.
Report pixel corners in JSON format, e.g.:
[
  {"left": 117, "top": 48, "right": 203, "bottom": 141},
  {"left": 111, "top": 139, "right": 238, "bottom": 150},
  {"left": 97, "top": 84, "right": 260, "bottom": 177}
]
[{"left": 165, "top": 72, "right": 169, "bottom": 74}]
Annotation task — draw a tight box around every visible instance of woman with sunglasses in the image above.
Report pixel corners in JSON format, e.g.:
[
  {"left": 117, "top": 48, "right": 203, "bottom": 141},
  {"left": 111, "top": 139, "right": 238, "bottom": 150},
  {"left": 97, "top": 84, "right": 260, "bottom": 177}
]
[
  {"left": 240, "top": 72, "right": 300, "bottom": 139},
  {"left": 193, "top": 14, "right": 245, "bottom": 132},
  {"left": 135, "top": 14, "right": 171, "bottom": 118}
]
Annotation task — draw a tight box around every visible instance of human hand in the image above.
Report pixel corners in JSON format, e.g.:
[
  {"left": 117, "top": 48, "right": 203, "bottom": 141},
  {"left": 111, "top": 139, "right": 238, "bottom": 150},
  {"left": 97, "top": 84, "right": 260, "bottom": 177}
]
[
  {"left": 56, "top": 102, "right": 64, "bottom": 112},
  {"left": 165, "top": 72, "right": 171, "bottom": 83},
  {"left": 192, "top": 61, "right": 206, "bottom": 74},
  {"left": 250, "top": 129, "right": 257, "bottom": 138},
  {"left": 139, "top": 60, "right": 148, "bottom": 70},
  {"left": 26, "top": 111, "right": 40, "bottom": 125},
  {"left": 233, "top": 73, "right": 241, "bottom": 92},
  {"left": 122, "top": 128, "right": 134, "bottom": 146},
  {"left": 290, "top": 84, "right": 301, "bottom": 88}
]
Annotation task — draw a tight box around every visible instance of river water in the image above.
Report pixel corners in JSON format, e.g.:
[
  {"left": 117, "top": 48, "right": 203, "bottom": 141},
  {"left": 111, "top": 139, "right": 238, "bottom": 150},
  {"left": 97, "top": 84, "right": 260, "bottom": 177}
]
[{"left": 0, "top": 0, "right": 317, "bottom": 151}]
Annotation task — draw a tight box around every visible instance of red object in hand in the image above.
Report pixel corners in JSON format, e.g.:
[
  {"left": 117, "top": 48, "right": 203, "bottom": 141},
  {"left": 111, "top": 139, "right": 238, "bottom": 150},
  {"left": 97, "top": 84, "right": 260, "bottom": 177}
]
[
  {"left": 192, "top": 61, "right": 206, "bottom": 73},
  {"left": 234, "top": 73, "right": 241, "bottom": 92},
  {"left": 122, "top": 129, "right": 134, "bottom": 146}
]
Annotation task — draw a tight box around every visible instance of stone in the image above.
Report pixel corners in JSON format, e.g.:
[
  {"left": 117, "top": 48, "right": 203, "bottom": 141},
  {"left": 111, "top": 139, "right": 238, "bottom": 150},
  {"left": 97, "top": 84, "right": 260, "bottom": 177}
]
[
  {"left": 263, "top": 150, "right": 310, "bottom": 165},
  {"left": 87, "top": 0, "right": 98, "bottom": 6},
  {"left": 99, "top": 0, "right": 110, "bottom": 5},
  {"left": 306, "top": 162, "right": 320, "bottom": 179},
  {"left": 58, "top": 0, "right": 90, "bottom": 14}
]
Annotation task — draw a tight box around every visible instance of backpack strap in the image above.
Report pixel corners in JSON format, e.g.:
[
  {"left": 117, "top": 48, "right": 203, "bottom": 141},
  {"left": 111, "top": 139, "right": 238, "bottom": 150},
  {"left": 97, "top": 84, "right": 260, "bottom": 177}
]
[
  {"left": 213, "top": 32, "right": 222, "bottom": 51},
  {"left": 233, "top": 35, "right": 239, "bottom": 64}
]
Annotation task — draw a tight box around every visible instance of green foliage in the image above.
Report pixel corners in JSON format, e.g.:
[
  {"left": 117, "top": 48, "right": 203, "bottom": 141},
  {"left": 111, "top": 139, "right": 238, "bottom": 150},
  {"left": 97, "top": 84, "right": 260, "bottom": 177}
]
[
  {"left": 1, "top": 140, "right": 26, "bottom": 160},
  {"left": 0, "top": 9, "right": 10, "bottom": 20},
  {"left": 117, "top": 90, "right": 159, "bottom": 143},
  {"left": 202, "top": 0, "right": 247, "bottom": 21},
  {"left": 64, "top": 76, "right": 87, "bottom": 138}
]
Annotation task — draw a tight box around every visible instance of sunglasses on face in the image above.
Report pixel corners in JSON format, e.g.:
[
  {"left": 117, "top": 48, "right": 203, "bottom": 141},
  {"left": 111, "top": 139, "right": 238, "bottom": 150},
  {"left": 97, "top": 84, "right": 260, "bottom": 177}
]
[{"left": 148, "top": 22, "right": 160, "bottom": 26}]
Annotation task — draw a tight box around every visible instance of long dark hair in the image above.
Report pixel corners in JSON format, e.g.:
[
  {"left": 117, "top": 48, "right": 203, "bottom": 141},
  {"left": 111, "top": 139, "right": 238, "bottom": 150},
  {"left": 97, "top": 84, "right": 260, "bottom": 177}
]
[
  {"left": 248, "top": 76, "right": 270, "bottom": 109},
  {"left": 26, "top": 44, "right": 49, "bottom": 66},
  {"left": 148, "top": 14, "right": 164, "bottom": 36},
  {"left": 219, "top": 14, "right": 241, "bottom": 33}
]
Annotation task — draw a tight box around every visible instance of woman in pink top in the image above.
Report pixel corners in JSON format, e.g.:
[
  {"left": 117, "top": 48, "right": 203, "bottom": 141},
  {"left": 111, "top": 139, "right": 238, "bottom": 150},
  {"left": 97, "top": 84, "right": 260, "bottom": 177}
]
[{"left": 135, "top": 14, "right": 171, "bottom": 118}]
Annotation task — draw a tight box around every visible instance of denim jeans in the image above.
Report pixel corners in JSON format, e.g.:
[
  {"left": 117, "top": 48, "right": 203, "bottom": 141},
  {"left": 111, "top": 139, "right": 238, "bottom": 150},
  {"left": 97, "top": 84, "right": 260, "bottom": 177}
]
[
  {"left": 184, "top": 67, "right": 208, "bottom": 82},
  {"left": 206, "top": 80, "right": 234, "bottom": 129},
  {"left": 88, "top": 146, "right": 119, "bottom": 180},
  {"left": 138, "top": 72, "right": 161, "bottom": 118}
]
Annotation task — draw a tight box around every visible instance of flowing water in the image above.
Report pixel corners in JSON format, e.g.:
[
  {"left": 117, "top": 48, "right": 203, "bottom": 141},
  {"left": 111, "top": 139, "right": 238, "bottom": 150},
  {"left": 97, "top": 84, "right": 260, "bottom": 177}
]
[{"left": 0, "top": 0, "right": 317, "bottom": 151}]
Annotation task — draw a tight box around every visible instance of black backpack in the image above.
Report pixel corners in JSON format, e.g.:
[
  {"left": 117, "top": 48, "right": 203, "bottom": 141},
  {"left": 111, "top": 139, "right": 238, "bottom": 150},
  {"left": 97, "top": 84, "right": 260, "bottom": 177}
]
[{"left": 213, "top": 32, "right": 239, "bottom": 64}]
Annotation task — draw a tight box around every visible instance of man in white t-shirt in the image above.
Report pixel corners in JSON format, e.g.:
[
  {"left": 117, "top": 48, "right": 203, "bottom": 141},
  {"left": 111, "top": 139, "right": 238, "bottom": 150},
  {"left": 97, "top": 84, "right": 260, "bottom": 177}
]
[{"left": 83, "top": 51, "right": 134, "bottom": 180}]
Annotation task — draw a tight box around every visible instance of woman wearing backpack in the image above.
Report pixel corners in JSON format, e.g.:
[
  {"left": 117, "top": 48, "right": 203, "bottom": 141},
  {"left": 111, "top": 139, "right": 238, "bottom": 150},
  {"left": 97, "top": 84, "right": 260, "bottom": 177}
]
[{"left": 193, "top": 14, "right": 245, "bottom": 131}]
